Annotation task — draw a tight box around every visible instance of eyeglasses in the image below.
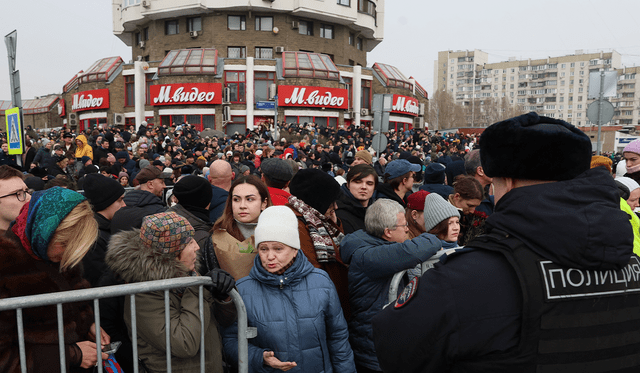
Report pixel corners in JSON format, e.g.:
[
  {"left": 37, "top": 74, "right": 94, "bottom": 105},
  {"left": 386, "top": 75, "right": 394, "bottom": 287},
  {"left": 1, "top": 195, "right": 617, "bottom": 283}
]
[
  {"left": 0, "top": 189, "right": 30, "bottom": 202},
  {"left": 390, "top": 223, "right": 409, "bottom": 230}
]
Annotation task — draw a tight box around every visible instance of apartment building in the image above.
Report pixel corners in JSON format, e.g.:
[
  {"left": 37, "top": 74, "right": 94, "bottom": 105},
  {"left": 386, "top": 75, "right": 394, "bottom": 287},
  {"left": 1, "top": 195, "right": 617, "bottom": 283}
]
[{"left": 434, "top": 49, "right": 624, "bottom": 127}]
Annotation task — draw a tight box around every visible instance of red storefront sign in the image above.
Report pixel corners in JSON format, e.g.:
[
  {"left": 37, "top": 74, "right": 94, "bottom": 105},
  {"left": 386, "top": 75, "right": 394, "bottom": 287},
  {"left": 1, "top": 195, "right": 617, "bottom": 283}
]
[
  {"left": 72, "top": 89, "right": 110, "bottom": 112},
  {"left": 150, "top": 83, "right": 222, "bottom": 106},
  {"left": 391, "top": 95, "right": 420, "bottom": 117},
  {"left": 278, "top": 85, "right": 348, "bottom": 109}
]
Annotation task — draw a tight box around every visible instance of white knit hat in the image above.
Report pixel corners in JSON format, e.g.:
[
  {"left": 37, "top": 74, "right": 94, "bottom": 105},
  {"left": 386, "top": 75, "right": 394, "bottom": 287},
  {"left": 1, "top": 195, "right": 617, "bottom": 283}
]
[
  {"left": 255, "top": 206, "right": 301, "bottom": 249},
  {"left": 423, "top": 193, "right": 460, "bottom": 232},
  {"left": 616, "top": 176, "right": 640, "bottom": 192}
]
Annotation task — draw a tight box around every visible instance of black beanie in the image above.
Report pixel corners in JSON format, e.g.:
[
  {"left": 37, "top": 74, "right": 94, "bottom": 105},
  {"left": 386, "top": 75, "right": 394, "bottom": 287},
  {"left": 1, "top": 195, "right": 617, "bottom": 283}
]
[
  {"left": 83, "top": 173, "right": 125, "bottom": 212},
  {"left": 173, "top": 175, "right": 213, "bottom": 209},
  {"left": 289, "top": 168, "right": 341, "bottom": 214}
]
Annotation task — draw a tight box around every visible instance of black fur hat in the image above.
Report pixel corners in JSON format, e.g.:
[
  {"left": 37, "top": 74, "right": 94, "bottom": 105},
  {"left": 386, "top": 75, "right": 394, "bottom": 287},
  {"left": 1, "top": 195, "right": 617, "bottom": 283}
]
[{"left": 479, "top": 112, "right": 591, "bottom": 181}]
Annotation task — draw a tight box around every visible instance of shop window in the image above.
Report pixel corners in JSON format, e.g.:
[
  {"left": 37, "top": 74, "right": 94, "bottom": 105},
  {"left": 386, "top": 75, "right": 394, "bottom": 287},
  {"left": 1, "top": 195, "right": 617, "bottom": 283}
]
[
  {"left": 320, "top": 24, "right": 334, "bottom": 39},
  {"left": 255, "top": 47, "right": 273, "bottom": 59},
  {"left": 125, "top": 117, "right": 135, "bottom": 126},
  {"left": 125, "top": 75, "right": 135, "bottom": 107},
  {"left": 343, "top": 77, "right": 353, "bottom": 108},
  {"left": 203, "top": 115, "right": 215, "bottom": 129},
  {"left": 79, "top": 56, "right": 124, "bottom": 83},
  {"left": 159, "top": 48, "right": 218, "bottom": 75},
  {"left": 357, "top": 38, "right": 363, "bottom": 51},
  {"left": 283, "top": 51, "right": 339, "bottom": 80},
  {"left": 255, "top": 16, "right": 273, "bottom": 31},
  {"left": 373, "top": 62, "right": 412, "bottom": 90},
  {"left": 228, "top": 15, "right": 246, "bottom": 31},
  {"left": 228, "top": 47, "right": 246, "bottom": 58},
  {"left": 225, "top": 71, "right": 246, "bottom": 103},
  {"left": 165, "top": 20, "right": 179, "bottom": 35},
  {"left": 162, "top": 114, "right": 214, "bottom": 131},
  {"left": 187, "top": 17, "right": 202, "bottom": 32},
  {"left": 80, "top": 118, "right": 108, "bottom": 132},
  {"left": 299, "top": 21, "right": 313, "bottom": 36},
  {"left": 255, "top": 72, "right": 275, "bottom": 102},
  {"left": 361, "top": 80, "right": 371, "bottom": 109},
  {"left": 226, "top": 116, "right": 247, "bottom": 136}
]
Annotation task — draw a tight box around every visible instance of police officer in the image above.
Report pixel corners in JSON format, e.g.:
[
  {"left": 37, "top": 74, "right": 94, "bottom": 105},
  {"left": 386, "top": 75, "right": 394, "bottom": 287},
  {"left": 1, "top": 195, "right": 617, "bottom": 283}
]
[{"left": 372, "top": 112, "right": 640, "bottom": 372}]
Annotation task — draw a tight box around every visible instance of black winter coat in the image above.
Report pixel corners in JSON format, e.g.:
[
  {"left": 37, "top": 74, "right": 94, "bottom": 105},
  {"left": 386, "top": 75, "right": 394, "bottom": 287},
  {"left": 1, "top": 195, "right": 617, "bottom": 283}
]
[
  {"left": 110, "top": 190, "right": 166, "bottom": 234},
  {"left": 373, "top": 167, "right": 636, "bottom": 372}
]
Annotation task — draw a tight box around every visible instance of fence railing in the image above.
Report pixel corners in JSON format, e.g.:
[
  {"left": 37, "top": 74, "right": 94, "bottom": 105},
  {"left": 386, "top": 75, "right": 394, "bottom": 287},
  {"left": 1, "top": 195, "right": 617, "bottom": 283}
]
[{"left": 0, "top": 277, "right": 255, "bottom": 373}]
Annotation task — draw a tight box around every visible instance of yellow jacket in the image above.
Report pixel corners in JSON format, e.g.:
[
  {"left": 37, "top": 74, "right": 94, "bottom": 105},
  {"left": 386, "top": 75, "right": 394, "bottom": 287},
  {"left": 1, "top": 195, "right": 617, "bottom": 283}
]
[
  {"left": 620, "top": 198, "right": 640, "bottom": 256},
  {"left": 74, "top": 134, "right": 93, "bottom": 159}
]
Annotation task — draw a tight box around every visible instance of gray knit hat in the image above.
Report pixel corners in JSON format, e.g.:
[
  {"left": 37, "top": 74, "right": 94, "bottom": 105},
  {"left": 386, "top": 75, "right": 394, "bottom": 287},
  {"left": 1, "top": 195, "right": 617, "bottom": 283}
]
[{"left": 423, "top": 193, "right": 460, "bottom": 232}]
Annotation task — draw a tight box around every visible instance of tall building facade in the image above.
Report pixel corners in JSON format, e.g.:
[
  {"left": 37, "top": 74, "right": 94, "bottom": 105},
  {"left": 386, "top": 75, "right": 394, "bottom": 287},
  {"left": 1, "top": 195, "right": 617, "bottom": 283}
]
[
  {"left": 54, "top": 0, "right": 426, "bottom": 134},
  {"left": 433, "top": 49, "right": 632, "bottom": 128},
  {"left": 2, "top": 0, "right": 430, "bottom": 134}
]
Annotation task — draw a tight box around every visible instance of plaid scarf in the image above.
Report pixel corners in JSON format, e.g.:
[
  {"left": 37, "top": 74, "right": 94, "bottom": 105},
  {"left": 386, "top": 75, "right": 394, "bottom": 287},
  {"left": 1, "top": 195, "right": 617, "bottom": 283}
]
[{"left": 288, "top": 195, "right": 343, "bottom": 263}]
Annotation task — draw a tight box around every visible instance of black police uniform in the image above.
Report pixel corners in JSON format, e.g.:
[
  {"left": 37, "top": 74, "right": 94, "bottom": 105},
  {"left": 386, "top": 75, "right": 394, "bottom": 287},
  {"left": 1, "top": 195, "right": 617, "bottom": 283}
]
[{"left": 372, "top": 167, "right": 640, "bottom": 373}]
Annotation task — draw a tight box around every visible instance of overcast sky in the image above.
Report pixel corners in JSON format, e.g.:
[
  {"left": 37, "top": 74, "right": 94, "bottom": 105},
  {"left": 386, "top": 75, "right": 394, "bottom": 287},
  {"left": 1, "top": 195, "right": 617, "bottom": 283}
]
[{"left": 2, "top": 0, "right": 640, "bottom": 101}]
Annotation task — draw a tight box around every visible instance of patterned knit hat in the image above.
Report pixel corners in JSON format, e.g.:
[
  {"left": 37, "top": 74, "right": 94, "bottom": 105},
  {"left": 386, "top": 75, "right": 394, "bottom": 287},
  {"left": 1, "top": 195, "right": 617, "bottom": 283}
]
[
  {"left": 140, "top": 212, "right": 194, "bottom": 254},
  {"left": 11, "top": 187, "right": 86, "bottom": 262}
]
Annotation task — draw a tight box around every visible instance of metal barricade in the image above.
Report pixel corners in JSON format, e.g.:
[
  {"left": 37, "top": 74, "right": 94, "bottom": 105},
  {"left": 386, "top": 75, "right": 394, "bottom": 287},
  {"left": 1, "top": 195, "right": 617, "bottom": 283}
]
[
  {"left": 0, "top": 277, "right": 255, "bottom": 373},
  {"left": 387, "top": 248, "right": 460, "bottom": 305}
]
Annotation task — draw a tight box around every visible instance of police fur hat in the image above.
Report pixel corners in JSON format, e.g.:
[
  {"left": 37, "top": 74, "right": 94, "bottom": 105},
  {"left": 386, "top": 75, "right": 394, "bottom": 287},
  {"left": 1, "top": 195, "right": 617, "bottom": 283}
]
[{"left": 479, "top": 112, "right": 591, "bottom": 181}]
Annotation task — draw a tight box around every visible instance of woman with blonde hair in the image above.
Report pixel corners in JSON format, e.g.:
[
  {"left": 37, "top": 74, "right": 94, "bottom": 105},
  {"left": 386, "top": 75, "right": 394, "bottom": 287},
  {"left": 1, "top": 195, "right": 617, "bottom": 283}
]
[{"left": 0, "top": 187, "right": 108, "bottom": 372}]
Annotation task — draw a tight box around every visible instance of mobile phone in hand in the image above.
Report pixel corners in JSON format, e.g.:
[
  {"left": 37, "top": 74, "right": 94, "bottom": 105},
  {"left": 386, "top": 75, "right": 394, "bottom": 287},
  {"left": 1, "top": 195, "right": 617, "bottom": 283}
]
[{"left": 102, "top": 341, "right": 122, "bottom": 354}]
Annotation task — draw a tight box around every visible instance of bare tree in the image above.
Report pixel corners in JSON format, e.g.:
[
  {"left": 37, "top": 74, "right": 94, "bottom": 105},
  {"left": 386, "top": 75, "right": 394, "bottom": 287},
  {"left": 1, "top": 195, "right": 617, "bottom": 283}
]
[{"left": 428, "top": 90, "right": 465, "bottom": 131}]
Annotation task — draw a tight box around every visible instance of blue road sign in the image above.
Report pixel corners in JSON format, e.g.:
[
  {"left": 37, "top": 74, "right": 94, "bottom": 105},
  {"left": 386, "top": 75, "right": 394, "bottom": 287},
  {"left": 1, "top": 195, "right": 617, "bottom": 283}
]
[
  {"left": 5, "top": 107, "right": 23, "bottom": 155},
  {"left": 256, "top": 101, "right": 275, "bottom": 110}
]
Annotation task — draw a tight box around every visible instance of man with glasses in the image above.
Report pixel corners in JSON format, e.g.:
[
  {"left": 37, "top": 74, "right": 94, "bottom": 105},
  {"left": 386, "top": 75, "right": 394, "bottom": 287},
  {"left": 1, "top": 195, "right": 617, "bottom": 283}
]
[
  {"left": 339, "top": 198, "right": 442, "bottom": 373},
  {"left": 0, "top": 165, "right": 30, "bottom": 235}
]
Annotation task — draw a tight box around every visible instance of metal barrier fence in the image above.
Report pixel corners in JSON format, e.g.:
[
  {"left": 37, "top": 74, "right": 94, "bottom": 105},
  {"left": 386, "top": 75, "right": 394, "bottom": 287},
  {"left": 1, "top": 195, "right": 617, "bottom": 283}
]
[
  {"left": 0, "top": 277, "right": 255, "bottom": 373},
  {"left": 387, "top": 248, "right": 461, "bottom": 305}
]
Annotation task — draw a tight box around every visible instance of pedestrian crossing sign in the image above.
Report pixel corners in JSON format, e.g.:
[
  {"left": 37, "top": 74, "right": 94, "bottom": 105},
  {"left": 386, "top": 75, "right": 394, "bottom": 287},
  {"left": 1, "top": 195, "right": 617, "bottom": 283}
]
[{"left": 5, "top": 106, "right": 23, "bottom": 155}]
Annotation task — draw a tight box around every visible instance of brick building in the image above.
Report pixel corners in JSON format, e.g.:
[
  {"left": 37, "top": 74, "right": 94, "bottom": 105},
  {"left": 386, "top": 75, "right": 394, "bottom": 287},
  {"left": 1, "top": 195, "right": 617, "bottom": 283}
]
[
  {"left": 55, "top": 0, "right": 427, "bottom": 134},
  {"left": 4, "top": 0, "right": 428, "bottom": 134}
]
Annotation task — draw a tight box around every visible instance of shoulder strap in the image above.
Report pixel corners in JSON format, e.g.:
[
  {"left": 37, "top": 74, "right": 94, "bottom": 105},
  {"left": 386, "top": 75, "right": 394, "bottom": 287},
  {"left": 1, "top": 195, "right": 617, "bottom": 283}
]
[{"left": 203, "top": 233, "right": 221, "bottom": 272}]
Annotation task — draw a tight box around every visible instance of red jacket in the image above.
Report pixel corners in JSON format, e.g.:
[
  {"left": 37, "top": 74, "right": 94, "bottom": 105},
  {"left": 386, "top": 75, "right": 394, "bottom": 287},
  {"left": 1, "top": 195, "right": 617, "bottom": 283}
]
[{"left": 268, "top": 187, "right": 291, "bottom": 206}]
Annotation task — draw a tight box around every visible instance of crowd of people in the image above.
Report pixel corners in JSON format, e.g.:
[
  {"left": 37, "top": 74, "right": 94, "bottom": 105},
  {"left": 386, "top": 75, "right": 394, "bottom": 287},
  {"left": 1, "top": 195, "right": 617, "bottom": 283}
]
[{"left": 1, "top": 114, "right": 640, "bottom": 373}]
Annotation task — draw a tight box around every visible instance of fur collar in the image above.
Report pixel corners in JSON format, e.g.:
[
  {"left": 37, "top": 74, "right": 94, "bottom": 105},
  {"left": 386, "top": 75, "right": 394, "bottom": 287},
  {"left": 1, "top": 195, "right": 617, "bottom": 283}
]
[{"left": 105, "top": 229, "right": 199, "bottom": 283}]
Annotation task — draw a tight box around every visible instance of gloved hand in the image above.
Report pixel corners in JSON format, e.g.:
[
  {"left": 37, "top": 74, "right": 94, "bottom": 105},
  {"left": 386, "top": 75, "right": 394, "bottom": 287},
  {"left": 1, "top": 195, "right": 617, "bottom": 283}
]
[{"left": 205, "top": 269, "right": 235, "bottom": 301}]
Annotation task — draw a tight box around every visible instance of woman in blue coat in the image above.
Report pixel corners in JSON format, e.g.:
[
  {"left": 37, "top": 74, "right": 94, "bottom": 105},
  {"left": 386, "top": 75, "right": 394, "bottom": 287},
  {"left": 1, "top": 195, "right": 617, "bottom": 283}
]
[{"left": 223, "top": 206, "right": 356, "bottom": 373}]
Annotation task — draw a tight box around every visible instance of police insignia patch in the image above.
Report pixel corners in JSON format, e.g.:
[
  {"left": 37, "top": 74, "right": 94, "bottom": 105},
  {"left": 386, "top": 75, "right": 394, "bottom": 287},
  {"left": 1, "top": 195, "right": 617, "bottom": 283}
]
[{"left": 395, "top": 276, "right": 418, "bottom": 308}]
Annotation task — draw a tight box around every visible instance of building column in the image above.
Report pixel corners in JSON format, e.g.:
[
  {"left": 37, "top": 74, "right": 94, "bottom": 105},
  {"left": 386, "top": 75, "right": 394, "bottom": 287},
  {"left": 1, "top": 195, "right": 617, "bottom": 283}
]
[
  {"left": 134, "top": 61, "right": 148, "bottom": 132},
  {"left": 353, "top": 65, "right": 362, "bottom": 126},
  {"left": 246, "top": 57, "right": 255, "bottom": 130}
]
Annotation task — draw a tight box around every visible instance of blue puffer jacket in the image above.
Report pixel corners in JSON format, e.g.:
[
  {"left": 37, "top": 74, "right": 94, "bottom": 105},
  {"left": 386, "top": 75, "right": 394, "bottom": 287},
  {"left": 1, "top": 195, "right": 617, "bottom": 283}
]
[
  {"left": 340, "top": 230, "right": 442, "bottom": 370},
  {"left": 222, "top": 250, "right": 356, "bottom": 373}
]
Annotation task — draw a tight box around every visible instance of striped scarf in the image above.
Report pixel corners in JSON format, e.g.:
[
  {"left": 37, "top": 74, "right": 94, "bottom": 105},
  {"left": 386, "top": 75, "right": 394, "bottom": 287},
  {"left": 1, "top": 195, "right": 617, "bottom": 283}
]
[{"left": 288, "top": 195, "right": 343, "bottom": 263}]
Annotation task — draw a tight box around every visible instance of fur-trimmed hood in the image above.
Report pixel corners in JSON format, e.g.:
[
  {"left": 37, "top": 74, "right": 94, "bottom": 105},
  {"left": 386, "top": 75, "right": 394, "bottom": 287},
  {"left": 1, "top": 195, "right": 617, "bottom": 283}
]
[{"left": 105, "top": 229, "right": 198, "bottom": 283}]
